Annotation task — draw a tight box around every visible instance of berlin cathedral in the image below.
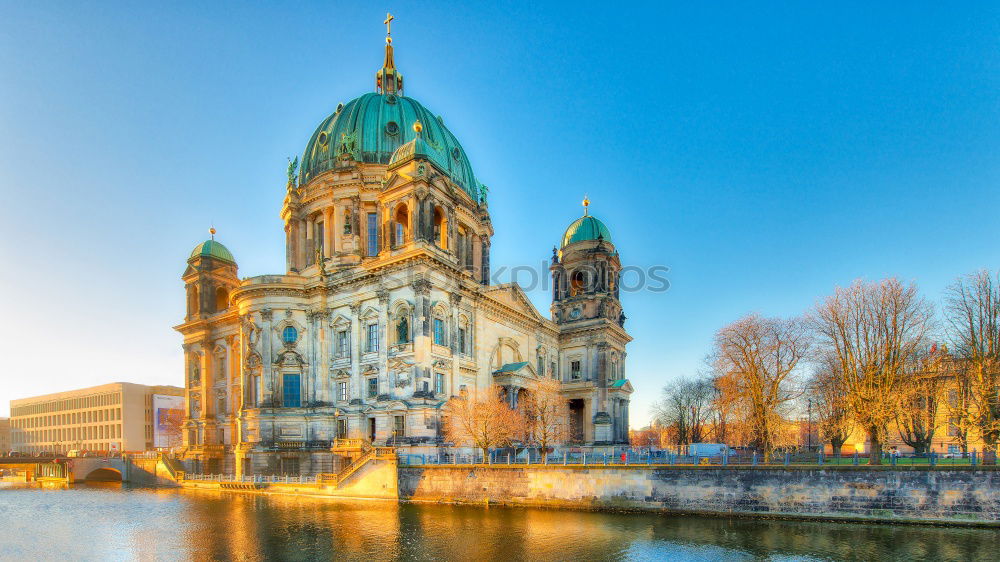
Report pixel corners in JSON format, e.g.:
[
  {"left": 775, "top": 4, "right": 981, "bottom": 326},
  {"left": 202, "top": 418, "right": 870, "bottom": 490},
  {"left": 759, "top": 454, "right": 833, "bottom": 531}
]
[{"left": 176, "top": 19, "right": 633, "bottom": 475}]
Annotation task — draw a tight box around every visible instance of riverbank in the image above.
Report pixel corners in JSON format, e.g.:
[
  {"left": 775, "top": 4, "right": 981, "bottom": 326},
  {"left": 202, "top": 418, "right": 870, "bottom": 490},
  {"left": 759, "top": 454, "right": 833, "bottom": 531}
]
[{"left": 161, "top": 462, "right": 1000, "bottom": 527}]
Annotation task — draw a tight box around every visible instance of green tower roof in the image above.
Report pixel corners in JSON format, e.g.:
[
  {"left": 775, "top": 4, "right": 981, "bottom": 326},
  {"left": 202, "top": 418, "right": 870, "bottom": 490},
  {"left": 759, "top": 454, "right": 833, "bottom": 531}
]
[
  {"left": 561, "top": 215, "right": 612, "bottom": 248},
  {"left": 189, "top": 239, "right": 235, "bottom": 264}
]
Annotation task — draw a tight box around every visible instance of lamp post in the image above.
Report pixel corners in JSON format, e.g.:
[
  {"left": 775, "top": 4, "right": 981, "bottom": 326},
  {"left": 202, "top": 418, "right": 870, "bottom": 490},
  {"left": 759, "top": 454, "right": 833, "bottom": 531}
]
[{"left": 807, "top": 398, "right": 813, "bottom": 452}]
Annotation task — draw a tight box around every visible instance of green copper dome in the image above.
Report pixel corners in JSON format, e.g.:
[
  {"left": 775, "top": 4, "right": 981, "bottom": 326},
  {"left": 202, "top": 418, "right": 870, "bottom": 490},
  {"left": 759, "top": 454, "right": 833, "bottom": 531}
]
[
  {"left": 189, "top": 240, "right": 235, "bottom": 264},
  {"left": 299, "top": 92, "right": 483, "bottom": 202},
  {"left": 561, "top": 215, "right": 612, "bottom": 248}
]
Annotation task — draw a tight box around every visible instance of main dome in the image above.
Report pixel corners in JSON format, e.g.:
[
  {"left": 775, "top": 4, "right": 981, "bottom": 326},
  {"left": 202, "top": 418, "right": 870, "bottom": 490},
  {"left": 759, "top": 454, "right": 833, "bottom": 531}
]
[{"left": 299, "top": 93, "right": 483, "bottom": 202}]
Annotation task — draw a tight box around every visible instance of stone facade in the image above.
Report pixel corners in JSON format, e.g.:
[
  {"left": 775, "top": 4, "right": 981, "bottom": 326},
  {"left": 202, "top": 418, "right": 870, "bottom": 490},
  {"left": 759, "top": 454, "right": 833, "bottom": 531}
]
[{"left": 175, "top": 32, "right": 633, "bottom": 476}]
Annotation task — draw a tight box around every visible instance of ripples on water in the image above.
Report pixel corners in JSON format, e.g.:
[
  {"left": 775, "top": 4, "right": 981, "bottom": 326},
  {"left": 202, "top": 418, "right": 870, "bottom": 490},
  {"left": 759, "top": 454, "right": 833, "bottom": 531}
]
[{"left": 0, "top": 484, "right": 996, "bottom": 561}]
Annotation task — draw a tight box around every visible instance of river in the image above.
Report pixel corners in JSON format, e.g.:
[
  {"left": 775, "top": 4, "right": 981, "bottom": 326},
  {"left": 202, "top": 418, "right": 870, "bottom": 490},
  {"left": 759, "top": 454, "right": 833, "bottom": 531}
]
[{"left": 0, "top": 484, "right": 995, "bottom": 561}]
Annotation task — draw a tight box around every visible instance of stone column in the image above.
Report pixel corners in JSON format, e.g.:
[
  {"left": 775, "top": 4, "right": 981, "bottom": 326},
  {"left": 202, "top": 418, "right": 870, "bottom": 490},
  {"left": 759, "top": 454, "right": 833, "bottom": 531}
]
[
  {"left": 260, "top": 309, "right": 274, "bottom": 405},
  {"left": 349, "top": 302, "right": 362, "bottom": 407},
  {"left": 449, "top": 293, "right": 462, "bottom": 397},
  {"left": 377, "top": 289, "right": 390, "bottom": 395}
]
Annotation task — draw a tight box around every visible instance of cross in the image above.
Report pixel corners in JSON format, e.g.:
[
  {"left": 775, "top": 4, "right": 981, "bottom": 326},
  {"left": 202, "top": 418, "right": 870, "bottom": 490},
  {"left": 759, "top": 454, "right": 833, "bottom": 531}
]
[{"left": 384, "top": 13, "right": 394, "bottom": 37}]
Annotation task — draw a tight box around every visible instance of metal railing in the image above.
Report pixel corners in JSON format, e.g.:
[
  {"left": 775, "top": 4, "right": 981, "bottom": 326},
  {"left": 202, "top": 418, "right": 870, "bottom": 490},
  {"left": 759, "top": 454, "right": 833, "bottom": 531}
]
[{"left": 397, "top": 450, "right": 999, "bottom": 468}]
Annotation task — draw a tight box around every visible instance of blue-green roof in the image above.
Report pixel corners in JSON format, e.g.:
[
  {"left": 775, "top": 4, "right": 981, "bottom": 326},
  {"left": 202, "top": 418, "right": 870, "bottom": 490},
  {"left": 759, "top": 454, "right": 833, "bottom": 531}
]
[
  {"left": 494, "top": 362, "right": 530, "bottom": 375},
  {"left": 189, "top": 240, "right": 235, "bottom": 264},
  {"left": 300, "top": 92, "right": 483, "bottom": 202},
  {"left": 609, "top": 379, "right": 629, "bottom": 389},
  {"left": 562, "top": 215, "right": 612, "bottom": 247}
]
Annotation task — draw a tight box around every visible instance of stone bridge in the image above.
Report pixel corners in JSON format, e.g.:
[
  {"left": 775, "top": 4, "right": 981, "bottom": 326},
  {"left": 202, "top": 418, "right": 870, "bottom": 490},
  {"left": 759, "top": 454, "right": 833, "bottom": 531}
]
[{"left": 64, "top": 457, "right": 130, "bottom": 482}]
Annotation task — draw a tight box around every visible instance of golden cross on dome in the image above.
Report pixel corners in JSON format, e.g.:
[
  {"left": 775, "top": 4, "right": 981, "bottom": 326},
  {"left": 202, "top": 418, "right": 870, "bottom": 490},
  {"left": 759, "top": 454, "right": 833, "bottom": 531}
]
[
  {"left": 209, "top": 226, "right": 216, "bottom": 240},
  {"left": 582, "top": 195, "right": 590, "bottom": 216},
  {"left": 384, "top": 13, "right": 394, "bottom": 43}
]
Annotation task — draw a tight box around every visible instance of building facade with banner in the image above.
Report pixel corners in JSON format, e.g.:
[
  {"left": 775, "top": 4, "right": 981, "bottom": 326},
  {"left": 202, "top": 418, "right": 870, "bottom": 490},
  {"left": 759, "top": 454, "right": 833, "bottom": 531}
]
[{"left": 9, "top": 383, "right": 184, "bottom": 454}]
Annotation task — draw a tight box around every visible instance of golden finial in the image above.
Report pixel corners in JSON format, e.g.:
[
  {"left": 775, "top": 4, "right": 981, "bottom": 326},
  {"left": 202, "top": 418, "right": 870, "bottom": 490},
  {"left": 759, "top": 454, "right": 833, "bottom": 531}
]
[
  {"left": 582, "top": 196, "right": 590, "bottom": 216},
  {"left": 209, "top": 226, "right": 216, "bottom": 240},
  {"left": 413, "top": 120, "right": 423, "bottom": 134},
  {"left": 384, "top": 13, "right": 394, "bottom": 44}
]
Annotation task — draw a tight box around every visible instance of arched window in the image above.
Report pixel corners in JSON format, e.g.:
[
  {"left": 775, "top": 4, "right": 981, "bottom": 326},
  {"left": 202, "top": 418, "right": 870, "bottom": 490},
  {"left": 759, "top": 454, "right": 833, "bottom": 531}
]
[
  {"left": 432, "top": 207, "right": 447, "bottom": 250},
  {"left": 215, "top": 288, "right": 229, "bottom": 312},
  {"left": 282, "top": 326, "right": 298, "bottom": 344},
  {"left": 393, "top": 205, "right": 409, "bottom": 247},
  {"left": 570, "top": 270, "right": 586, "bottom": 296}
]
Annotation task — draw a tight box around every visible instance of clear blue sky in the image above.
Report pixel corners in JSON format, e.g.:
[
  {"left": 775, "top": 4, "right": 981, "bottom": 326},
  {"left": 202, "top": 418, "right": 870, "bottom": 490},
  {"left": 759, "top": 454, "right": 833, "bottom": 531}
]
[{"left": 1, "top": 2, "right": 997, "bottom": 424}]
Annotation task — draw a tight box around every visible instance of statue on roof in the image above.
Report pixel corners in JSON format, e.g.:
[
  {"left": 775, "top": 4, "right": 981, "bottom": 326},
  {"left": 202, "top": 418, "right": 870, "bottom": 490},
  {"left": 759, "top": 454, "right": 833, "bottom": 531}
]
[{"left": 286, "top": 156, "right": 299, "bottom": 186}]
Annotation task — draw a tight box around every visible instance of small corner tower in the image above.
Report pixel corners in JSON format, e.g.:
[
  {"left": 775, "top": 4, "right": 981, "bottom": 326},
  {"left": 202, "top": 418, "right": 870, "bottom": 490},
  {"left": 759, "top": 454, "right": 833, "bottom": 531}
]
[
  {"left": 550, "top": 198, "right": 623, "bottom": 326},
  {"left": 182, "top": 229, "right": 239, "bottom": 321},
  {"left": 551, "top": 199, "right": 632, "bottom": 446}
]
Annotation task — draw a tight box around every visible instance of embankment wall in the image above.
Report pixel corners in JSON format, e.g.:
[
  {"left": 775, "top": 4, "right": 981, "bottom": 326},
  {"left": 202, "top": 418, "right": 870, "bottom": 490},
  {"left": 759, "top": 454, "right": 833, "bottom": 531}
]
[{"left": 398, "top": 465, "right": 1000, "bottom": 525}]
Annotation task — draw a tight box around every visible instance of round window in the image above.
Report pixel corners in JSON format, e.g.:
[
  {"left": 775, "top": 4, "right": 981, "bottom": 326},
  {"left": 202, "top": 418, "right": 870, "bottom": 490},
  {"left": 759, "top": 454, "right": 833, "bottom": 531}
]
[
  {"left": 451, "top": 147, "right": 461, "bottom": 161},
  {"left": 318, "top": 132, "right": 328, "bottom": 146},
  {"left": 385, "top": 121, "right": 399, "bottom": 136},
  {"left": 282, "top": 326, "right": 298, "bottom": 344},
  {"left": 386, "top": 94, "right": 398, "bottom": 104}
]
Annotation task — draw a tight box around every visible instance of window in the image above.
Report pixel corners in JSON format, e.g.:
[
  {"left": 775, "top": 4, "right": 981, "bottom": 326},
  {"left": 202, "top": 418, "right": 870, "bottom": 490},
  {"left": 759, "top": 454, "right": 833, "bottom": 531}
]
[
  {"left": 338, "top": 381, "right": 348, "bottom": 402},
  {"left": 537, "top": 356, "right": 544, "bottom": 377},
  {"left": 434, "top": 373, "right": 445, "bottom": 394},
  {"left": 433, "top": 318, "right": 446, "bottom": 346},
  {"left": 393, "top": 205, "right": 408, "bottom": 248},
  {"left": 337, "top": 419, "right": 348, "bottom": 439},
  {"left": 432, "top": 207, "right": 447, "bottom": 249},
  {"left": 458, "top": 327, "right": 467, "bottom": 355},
  {"left": 550, "top": 361, "right": 557, "bottom": 379},
  {"left": 367, "top": 377, "right": 379, "bottom": 398},
  {"left": 571, "top": 360, "right": 582, "bottom": 380},
  {"left": 282, "top": 326, "right": 298, "bottom": 344},
  {"left": 393, "top": 415, "right": 405, "bottom": 437},
  {"left": 366, "top": 323, "right": 379, "bottom": 352},
  {"left": 282, "top": 374, "right": 301, "bottom": 408},
  {"left": 366, "top": 212, "right": 378, "bottom": 257},
  {"left": 336, "top": 330, "right": 350, "bottom": 358}
]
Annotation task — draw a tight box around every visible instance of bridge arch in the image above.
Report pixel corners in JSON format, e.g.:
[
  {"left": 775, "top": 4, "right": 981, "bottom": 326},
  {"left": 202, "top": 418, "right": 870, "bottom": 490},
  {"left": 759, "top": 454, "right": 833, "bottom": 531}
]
[{"left": 84, "top": 467, "right": 122, "bottom": 482}]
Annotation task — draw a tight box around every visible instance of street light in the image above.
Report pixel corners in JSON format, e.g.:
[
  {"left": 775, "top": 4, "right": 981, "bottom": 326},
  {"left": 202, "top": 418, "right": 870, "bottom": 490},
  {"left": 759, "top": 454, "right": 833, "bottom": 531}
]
[{"left": 807, "top": 398, "right": 813, "bottom": 452}]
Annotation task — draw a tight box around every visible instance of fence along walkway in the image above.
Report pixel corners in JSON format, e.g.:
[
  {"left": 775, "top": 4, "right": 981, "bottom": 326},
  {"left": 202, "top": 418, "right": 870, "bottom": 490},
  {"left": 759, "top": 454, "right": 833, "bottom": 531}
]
[{"left": 397, "top": 450, "right": 999, "bottom": 468}]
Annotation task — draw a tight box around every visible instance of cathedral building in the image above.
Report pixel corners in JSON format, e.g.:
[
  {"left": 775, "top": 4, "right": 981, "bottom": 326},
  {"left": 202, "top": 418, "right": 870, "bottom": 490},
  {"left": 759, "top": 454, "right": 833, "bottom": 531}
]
[{"left": 175, "top": 21, "right": 633, "bottom": 475}]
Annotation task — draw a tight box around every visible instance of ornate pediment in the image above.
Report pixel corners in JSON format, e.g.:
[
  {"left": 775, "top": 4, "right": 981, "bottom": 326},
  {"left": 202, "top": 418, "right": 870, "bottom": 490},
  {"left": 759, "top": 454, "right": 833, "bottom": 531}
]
[
  {"left": 483, "top": 283, "right": 546, "bottom": 323},
  {"left": 273, "top": 349, "right": 305, "bottom": 367}
]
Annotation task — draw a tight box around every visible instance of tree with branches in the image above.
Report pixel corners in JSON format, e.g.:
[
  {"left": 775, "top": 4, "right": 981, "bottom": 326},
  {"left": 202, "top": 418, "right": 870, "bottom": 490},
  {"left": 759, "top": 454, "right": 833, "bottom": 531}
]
[
  {"left": 521, "top": 378, "right": 569, "bottom": 457},
  {"left": 443, "top": 385, "right": 522, "bottom": 460},
  {"left": 712, "top": 313, "right": 811, "bottom": 460},
  {"left": 812, "top": 278, "right": 933, "bottom": 464},
  {"left": 945, "top": 270, "right": 1000, "bottom": 456},
  {"left": 652, "top": 376, "right": 713, "bottom": 450},
  {"left": 895, "top": 345, "right": 946, "bottom": 454},
  {"left": 808, "top": 354, "right": 854, "bottom": 457}
]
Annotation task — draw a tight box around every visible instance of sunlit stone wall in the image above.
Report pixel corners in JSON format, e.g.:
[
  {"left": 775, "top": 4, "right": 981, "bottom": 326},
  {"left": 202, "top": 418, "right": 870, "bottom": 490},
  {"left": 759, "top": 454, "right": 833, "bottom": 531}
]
[{"left": 398, "top": 466, "right": 1000, "bottom": 524}]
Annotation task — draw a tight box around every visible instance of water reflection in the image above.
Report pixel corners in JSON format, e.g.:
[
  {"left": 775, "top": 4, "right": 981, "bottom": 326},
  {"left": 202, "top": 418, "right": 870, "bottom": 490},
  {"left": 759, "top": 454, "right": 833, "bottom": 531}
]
[{"left": 0, "top": 485, "right": 995, "bottom": 561}]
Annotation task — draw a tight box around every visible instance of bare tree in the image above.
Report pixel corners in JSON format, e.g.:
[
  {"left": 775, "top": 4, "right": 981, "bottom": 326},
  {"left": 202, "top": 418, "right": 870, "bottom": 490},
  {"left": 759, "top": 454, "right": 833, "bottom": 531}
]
[
  {"left": 712, "top": 314, "right": 811, "bottom": 460},
  {"left": 895, "top": 345, "right": 946, "bottom": 454},
  {"left": 812, "top": 278, "right": 933, "bottom": 464},
  {"left": 443, "top": 385, "right": 522, "bottom": 459},
  {"left": 521, "top": 378, "right": 569, "bottom": 457},
  {"left": 652, "top": 376, "right": 713, "bottom": 450},
  {"left": 944, "top": 270, "right": 1000, "bottom": 455},
  {"left": 808, "top": 354, "right": 854, "bottom": 457}
]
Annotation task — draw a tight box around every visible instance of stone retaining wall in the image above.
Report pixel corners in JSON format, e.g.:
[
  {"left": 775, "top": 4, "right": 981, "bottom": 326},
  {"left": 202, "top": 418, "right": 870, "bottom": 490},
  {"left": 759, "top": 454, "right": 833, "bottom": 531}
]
[{"left": 397, "top": 465, "right": 1000, "bottom": 525}]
